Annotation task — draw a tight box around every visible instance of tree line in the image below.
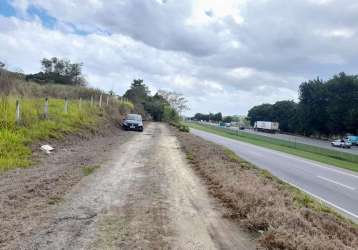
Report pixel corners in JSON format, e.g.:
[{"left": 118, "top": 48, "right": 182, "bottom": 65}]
[
  {"left": 248, "top": 72, "right": 358, "bottom": 136},
  {"left": 123, "top": 79, "right": 188, "bottom": 122},
  {"left": 26, "top": 57, "right": 86, "bottom": 86}
]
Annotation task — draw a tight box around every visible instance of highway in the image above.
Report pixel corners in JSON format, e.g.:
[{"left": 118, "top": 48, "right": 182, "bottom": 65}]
[
  {"left": 230, "top": 127, "right": 358, "bottom": 155},
  {"left": 191, "top": 128, "right": 358, "bottom": 221}
]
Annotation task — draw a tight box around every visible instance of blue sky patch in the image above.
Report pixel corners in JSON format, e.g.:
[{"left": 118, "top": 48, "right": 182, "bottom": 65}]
[{"left": 0, "top": 0, "right": 16, "bottom": 17}]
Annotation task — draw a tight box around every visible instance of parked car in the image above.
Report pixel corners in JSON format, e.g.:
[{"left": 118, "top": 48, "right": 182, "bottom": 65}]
[
  {"left": 331, "top": 139, "right": 352, "bottom": 149},
  {"left": 122, "top": 114, "right": 143, "bottom": 132}
]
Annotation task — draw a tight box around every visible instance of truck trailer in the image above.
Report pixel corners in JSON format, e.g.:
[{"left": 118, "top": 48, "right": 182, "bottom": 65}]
[{"left": 254, "top": 121, "right": 279, "bottom": 133}]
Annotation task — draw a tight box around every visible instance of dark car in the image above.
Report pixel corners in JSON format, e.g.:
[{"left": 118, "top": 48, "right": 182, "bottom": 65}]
[{"left": 122, "top": 114, "right": 143, "bottom": 132}]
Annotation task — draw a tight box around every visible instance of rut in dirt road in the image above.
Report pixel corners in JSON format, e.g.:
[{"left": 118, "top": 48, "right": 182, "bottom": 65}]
[{"left": 23, "top": 123, "right": 255, "bottom": 249}]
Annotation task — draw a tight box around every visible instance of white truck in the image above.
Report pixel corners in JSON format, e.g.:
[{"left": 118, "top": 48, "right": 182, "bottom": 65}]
[{"left": 254, "top": 121, "right": 279, "bottom": 133}]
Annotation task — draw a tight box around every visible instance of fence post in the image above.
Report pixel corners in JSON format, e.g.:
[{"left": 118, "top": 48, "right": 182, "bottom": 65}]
[
  {"left": 91, "top": 96, "right": 94, "bottom": 107},
  {"left": 99, "top": 94, "right": 102, "bottom": 107},
  {"left": 79, "top": 98, "right": 82, "bottom": 110},
  {"left": 64, "top": 97, "right": 68, "bottom": 114},
  {"left": 44, "top": 97, "right": 49, "bottom": 119},
  {"left": 15, "top": 98, "right": 21, "bottom": 124},
  {"left": 106, "top": 95, "right": 109, "bottom": 106}
]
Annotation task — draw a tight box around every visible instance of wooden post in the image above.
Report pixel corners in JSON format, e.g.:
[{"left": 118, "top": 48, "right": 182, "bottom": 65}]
[
  {"left": 91, "top": 96, "right": 94, "bottom": 107},
  {"left": 106, "top": 95, "right": 109, "bottom": 106},
  {"left": 64, "top": 97, "right": 68, "bottom": 113},
  {"left": 44, "top": 97, "right": 49, "bottom": 119},
  {"left": 15, "top": 99, "right": 21, "bottom": 124},
  {"left": 99, "top": 94, "right": 102, "bottom": 107},
  {"left": 79, "top": 98, "right": 82, "bottom": 110}
]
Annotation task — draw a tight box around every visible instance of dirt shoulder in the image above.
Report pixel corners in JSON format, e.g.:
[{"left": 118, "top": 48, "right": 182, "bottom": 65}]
[
  {"left": 4, "top": 122, "right": 256, "bottom": 249},
  {"left": 0, "top": 122, "right": 133, "bottom": 249},
  {"left": 175, "top": 129, "right": 358, "bottom": 250}
]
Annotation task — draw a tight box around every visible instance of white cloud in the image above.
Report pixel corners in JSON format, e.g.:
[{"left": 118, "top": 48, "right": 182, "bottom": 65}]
[{"left": 2, "top": 0, "right": 358, "bottom": 116}]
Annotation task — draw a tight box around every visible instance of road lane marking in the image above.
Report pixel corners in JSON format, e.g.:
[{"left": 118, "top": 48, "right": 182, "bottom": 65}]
[
  {"left": 280, "top": 179, "right": 358, "bottom": 221},
  {"left": 191, "top": 129, "right": 358, "bottom": 221},
  {"left": 192, "top": 129, "right": 358, "bottom": 179},
  {"left": 317, "top": 176, "right": 356, "bottom": 190}
]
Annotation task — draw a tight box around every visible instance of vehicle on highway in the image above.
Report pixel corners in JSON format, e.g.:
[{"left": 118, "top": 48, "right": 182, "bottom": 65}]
[
  {"left": 331, "top": 139, "right": 352, "bottom": 148},
  {"left": 254, "top": 121, "right": 279, "bottom": 133},
  {"left": 122, "top": 114, "right": 143, "bottom": 132},
  {"left": 345, "top": 135, "right": 358, "bottom": 146}
]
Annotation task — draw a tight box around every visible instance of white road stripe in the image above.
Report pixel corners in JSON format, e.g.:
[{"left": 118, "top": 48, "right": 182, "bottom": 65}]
[
  {"left": 192, "top": 129, "right": 358, "bottom": 179},
  {"left": 284, "top": 180, "right": 358, "bottom": 221},
  {"left": 317, "top": 176, "right": 356, "bottom": 190}
]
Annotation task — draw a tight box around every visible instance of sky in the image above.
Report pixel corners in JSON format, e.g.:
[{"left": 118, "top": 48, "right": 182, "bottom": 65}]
[{"left": 1, "top": 0, "right": 358, "bottom": 116}]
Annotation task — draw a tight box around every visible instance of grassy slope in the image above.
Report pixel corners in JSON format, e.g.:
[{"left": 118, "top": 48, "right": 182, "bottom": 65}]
[
  {"left": 186, "top": 122, "right": 358, "bottom": 172},
  {"left": 0, "top": 97, "right": 101, "bottom": 172}
]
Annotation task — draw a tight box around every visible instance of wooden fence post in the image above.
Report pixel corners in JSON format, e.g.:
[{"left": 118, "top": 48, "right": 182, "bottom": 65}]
[
  {"left": 79, "top": 98, "right": 82, "bottom": 110},
  {"left": 99, "top": 94, "right": 102, "bottom": 107},
  {"left": 106, "top": 96, "right": 109, "bottom": 106},
  {"left": 44, "top": 97, "right": 49, "bottom": 119},
  {"left": 64, "top": 97, "right": 68, "bottom": 113},
  {"left": 15, "top": 98, "right": 21, "bottom": 124}
]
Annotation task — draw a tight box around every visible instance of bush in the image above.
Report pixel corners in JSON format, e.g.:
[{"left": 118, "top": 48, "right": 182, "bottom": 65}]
[{"left": 169, "top": 121, "right": 189, "bottom": 133}]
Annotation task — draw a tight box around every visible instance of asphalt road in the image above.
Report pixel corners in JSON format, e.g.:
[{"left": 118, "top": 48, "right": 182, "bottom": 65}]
[
  {"left": 191, "top": 128, "right": 358, "bottom": 221},
  {"left": 228, "top": 126, "right": 358, "bottom": 155}
]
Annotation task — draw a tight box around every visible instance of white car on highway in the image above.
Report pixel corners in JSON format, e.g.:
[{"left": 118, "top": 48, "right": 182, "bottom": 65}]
[{"left": 331, "top": 139, "right": 352, "bottom": 149}]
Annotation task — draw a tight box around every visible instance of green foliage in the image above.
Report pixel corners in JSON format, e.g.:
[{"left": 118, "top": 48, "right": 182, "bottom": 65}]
[
  {"left": 123, "top": 79, "right": 184, "bottom": 122},
  {"left": 26, "top": 57, "right": 86, "bottom": 86},
  {"left": 193, "top": 112, "right": 222, "bottom": 122},
  {"left": 0, "top": 97, "right": 101, "bottom": 172},
  {"left": 248, "top": 72, "right": 358, "bottom": 136},
  {"left": 170, "top": 121, "right": 190, "bottom": 133},
  {"left": 82, "top": 165, "right": 100, "bottom": 176}
]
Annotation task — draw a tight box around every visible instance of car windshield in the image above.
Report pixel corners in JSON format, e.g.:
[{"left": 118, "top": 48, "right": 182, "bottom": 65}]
[{"left": 126, "top": 114, "right": 142, "bottom": 121}]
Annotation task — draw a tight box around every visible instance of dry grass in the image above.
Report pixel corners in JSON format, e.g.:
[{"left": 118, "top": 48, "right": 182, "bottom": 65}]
[{"left": 175, "top": 131, "right": 358, "bottom": 250}]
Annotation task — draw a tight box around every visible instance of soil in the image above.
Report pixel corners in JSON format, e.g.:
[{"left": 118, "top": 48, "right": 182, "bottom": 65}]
[{"left": 0, "top": 122, "right": 256, "bottom": 249}]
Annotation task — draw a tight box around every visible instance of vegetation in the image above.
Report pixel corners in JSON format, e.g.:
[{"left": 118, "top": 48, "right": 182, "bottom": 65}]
[
  {"left": 0, "top": 96, "right": 101, "bottom": 172},
  {"left": 123, "top": 79, "right": 188, "bottom": 122},
  {"left": 187, "top": 122, "right": 358, "bottom": 172},
  {"left": 26, "top": 57, "right": 86, "bottom": 86},
  {"left": 248, "top": 72, "right": 358, "bottom": 136},
  {"left": 176, "top": 130, "right": 357, "bottom": 250},
  {"left": 82, "top": 165, "right": 100, "bottom": 176}
]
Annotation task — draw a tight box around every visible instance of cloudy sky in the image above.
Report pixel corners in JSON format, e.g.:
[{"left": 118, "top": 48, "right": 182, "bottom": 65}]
[{"left": 1, "top": 0, "right": 358, "bottom": 115}]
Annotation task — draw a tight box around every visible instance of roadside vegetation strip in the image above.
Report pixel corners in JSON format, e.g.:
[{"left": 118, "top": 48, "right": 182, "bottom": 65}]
[
  {"left": 186, "top": 122, "right": 358, "bottom": 172},
  {"left": 175, "top": 130, "right": 357, "bottom": 250},
  {"left": 0, "top": 97, "right": 101, "bottom": 172}
]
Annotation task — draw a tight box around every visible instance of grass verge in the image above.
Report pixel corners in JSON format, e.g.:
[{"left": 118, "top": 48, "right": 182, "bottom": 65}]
[
  {"left": 186, "top": 122, "right": 358, "bottom": 172},
  {"left": 0, "top": 96, "right": 101, "bottom": 172},
  {"left": 175, "top": 129, "right": 357, "bottom": 249}
]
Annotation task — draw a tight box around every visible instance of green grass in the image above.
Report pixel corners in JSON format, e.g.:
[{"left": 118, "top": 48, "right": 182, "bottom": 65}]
[
  {"left": 187, "top": 122, "right": 358, "bottom": 172},
  {"left": 0, "top": 96, "right": 102, "bottom": 172},
  {"left": 82, "top": 165, "right": 100, "bottom": 176}
]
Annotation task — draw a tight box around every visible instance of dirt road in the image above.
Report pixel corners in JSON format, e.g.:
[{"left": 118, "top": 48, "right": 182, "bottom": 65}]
[{"left": 18, "top": 123, "right": 255, "bottom": 249}]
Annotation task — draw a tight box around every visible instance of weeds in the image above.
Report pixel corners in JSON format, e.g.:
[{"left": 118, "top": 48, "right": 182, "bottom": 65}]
[
  {"left": 0, "top": 97, "right": 101, "bottom": 172},
  {"left": 176, "top": 131, "right": 358, "bottom": 250},
  {"left": 82, "top": 165, "right": 100, "bottom": 176}
]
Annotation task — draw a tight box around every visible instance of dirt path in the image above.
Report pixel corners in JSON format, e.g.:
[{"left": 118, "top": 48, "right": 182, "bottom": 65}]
[{"left": 19, "top": 123, "right": 256, "bottom": 249}]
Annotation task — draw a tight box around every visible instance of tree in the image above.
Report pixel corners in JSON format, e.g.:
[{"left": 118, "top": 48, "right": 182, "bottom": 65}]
[
  {"left": 272, "top": 101, "right": 298, "bottom": 132},
  {"left": 247, "top": 104, "right": 274, "bottom": 126},
  {"left": 298, "top": 78, "right": 329, "bottom": 136},
  {"left": 157, "top": 90, "right": 189, "bottom": 116}
]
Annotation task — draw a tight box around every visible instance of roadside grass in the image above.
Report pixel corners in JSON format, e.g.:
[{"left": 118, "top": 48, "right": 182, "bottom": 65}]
[
  {"left": 0, "top": 96, "right": 101, "bottom": 172},
  {"left": 82, "top": 165, "right": 100, "bottom": 176},
  {"left": 222, "top": 149, "right": 350, "bottom": 222},
  {"left": 176, "top": 130, "right": 358, "bottom": 249},
  {"left": 186, "top": 122, "right": 358, "bottom": 172}
]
